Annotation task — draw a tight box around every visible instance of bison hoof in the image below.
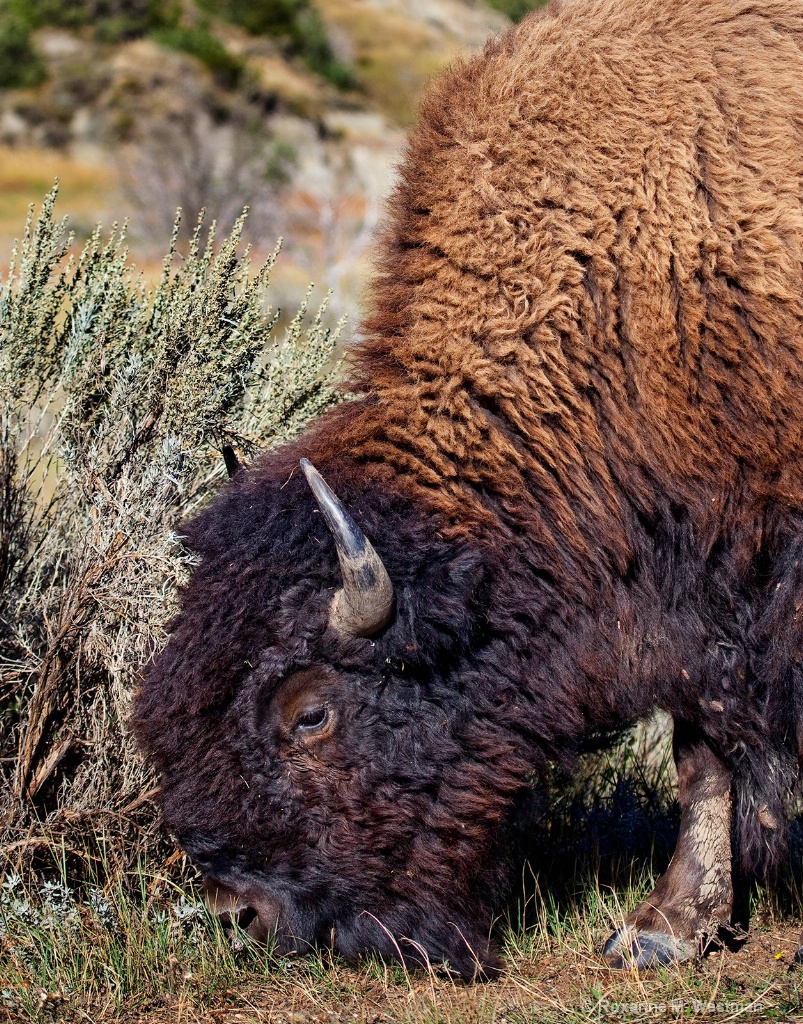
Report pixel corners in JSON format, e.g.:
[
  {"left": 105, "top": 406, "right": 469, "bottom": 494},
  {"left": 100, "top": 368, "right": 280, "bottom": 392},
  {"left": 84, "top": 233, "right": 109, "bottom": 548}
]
[
  {"left": 788, "top": 947, "right": 803, "bottom": 971},
  {"left": 603, "top": 927, "right": 696, "bottom": 969}
]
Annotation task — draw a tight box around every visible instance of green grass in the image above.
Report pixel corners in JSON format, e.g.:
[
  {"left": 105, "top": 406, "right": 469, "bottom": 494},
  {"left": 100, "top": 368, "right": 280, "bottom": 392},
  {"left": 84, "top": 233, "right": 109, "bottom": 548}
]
[
  {"left": 3, "top": 728, "right": 803, "bottom": 1022},
  {"left": 2, "top": 848, "right": 802, "bottom": 1023},
  {"left": 0, "top": 858, "right": 275, "bottom": 1018}
]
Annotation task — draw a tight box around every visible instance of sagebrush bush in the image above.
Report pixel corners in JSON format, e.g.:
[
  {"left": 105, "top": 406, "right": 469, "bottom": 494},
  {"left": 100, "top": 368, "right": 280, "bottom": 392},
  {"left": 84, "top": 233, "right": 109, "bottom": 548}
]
[{"left": 0, "top": 187, "right": 341, "bottom": 867}]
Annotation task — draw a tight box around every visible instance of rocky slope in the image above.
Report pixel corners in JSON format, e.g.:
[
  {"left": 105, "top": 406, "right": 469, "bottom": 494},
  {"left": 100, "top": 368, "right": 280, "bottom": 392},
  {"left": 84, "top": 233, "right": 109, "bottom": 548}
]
[{"left": 0, "top": 0, "right": 513, "bottom": 319}]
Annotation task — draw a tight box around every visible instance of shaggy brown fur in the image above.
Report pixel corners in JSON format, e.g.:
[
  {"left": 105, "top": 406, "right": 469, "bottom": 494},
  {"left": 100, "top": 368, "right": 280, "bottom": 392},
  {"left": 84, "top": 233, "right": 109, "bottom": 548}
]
[{"left": 134, "top": 0, "right": 803, "bottom": 978}]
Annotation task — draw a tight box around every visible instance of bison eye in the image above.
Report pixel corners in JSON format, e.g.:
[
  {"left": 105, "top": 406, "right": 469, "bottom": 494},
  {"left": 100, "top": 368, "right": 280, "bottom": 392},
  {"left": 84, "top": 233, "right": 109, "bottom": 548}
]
[{"left": 295, "top": 706, "right": 329, "bottom": 732}]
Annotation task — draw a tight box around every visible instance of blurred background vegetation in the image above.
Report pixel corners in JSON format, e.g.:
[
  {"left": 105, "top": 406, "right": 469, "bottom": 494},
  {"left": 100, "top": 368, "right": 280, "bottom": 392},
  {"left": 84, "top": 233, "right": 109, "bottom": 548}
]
[
  {"left": 0, "top": 0, "right": 549, "bottom": 324},
  {"left": 0, "top": 0, "right": 548, "bottom": 315}
]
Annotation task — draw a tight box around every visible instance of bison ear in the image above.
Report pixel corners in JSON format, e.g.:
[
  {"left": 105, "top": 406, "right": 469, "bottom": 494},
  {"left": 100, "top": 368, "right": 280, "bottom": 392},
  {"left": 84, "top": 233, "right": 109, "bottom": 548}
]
[{"left": 300, "top": 459, "right": 394, "bottom": 637}]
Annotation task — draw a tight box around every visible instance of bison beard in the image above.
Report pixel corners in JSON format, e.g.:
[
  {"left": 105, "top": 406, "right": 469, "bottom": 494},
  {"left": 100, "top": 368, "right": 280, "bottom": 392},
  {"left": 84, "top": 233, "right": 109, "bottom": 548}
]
[{"left": 134, "top": 0, "right": 803, "bottom": 980}]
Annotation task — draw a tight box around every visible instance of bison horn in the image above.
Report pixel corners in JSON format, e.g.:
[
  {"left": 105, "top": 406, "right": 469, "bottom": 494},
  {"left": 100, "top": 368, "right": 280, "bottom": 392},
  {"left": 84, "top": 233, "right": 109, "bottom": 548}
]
[{"left": 300, "top": 458, "right": 394, "bottom": 636}]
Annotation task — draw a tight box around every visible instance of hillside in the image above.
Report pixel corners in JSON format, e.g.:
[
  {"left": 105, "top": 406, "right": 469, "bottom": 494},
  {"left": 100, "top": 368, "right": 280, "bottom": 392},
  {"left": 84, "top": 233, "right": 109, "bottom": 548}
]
[{"left": 0, "top": 0, "right": 532, "bottom": 320}]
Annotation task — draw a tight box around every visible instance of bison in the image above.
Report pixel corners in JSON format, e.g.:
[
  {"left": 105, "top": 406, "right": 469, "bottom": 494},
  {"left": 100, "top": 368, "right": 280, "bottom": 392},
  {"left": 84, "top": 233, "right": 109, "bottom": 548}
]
[{"left": 133, "top": 0, "right": 803, "bottom": 979}]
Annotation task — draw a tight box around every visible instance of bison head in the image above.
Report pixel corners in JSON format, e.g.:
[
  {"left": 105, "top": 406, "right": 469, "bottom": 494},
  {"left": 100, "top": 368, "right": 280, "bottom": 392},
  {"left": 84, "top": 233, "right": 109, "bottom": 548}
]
[{"left": 133, "top": 454, "right": 534, "bottom": 979}]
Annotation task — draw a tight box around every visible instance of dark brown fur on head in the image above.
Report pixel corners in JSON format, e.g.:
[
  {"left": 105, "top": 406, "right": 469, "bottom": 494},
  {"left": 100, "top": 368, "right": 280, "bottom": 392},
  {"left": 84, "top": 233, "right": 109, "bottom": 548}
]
[
  {"left": 134, "top": 0, "right": 803, "bottom": 978},
  {"left": 134, "top": 464, "right": 530, "bottom": 976}
]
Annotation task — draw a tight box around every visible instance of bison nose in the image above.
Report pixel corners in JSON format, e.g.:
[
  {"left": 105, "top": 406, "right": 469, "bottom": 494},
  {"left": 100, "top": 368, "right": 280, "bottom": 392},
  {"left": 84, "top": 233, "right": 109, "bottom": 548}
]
[{"left": 202, "top": 876, "right": 285, "bottom": 949}]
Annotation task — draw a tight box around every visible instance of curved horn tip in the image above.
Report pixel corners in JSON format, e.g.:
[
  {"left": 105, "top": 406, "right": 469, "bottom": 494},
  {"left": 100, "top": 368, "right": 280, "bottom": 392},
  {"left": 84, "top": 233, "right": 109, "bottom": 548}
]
[
  {"left": 299, "top": 458, "right": 327, "bottom": 499},
  {"left": 299, "top": 457, "right": 318, "bottom": 487}
]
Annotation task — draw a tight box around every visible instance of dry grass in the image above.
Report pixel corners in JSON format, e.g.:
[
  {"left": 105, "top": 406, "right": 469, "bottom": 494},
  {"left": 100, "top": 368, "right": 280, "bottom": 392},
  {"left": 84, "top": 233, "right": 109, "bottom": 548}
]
[
  {"left": 0, "top": 147, "right": 117, "bottom": 260},
  {"left": 2, "top": 828, "right": 802, "bottom": 1023}
]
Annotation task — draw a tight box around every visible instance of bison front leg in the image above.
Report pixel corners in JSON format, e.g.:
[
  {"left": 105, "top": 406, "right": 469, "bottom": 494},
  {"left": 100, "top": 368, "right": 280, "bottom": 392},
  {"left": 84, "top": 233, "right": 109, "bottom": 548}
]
[{"left": 603, "top": 722, "right": 734, "bottom": 969}]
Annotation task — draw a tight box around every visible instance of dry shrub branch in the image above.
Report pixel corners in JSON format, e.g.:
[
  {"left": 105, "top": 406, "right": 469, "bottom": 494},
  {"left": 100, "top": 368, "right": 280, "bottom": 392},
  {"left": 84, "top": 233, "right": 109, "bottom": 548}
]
[{"left": 0, "top": 187, "right": 341, "bottom": 864}]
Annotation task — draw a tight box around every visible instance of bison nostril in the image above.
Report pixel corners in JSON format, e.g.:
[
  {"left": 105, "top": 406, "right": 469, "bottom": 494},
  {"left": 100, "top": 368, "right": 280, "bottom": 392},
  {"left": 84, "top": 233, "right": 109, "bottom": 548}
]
[
  {"left": 203, "top": 879, "right": 259, "bottom": 940},
  {"left": 202, "top": 876, "right": 284, "bottom": 947},
  {"left": 216, "top": 905, "right": 257, "bottom": 937},
  {"left": 234, "top": 906, "right": 258, "bottom": 930},
  {"left": 217, "top": 905, "right": 259, "bottom": 951}
]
